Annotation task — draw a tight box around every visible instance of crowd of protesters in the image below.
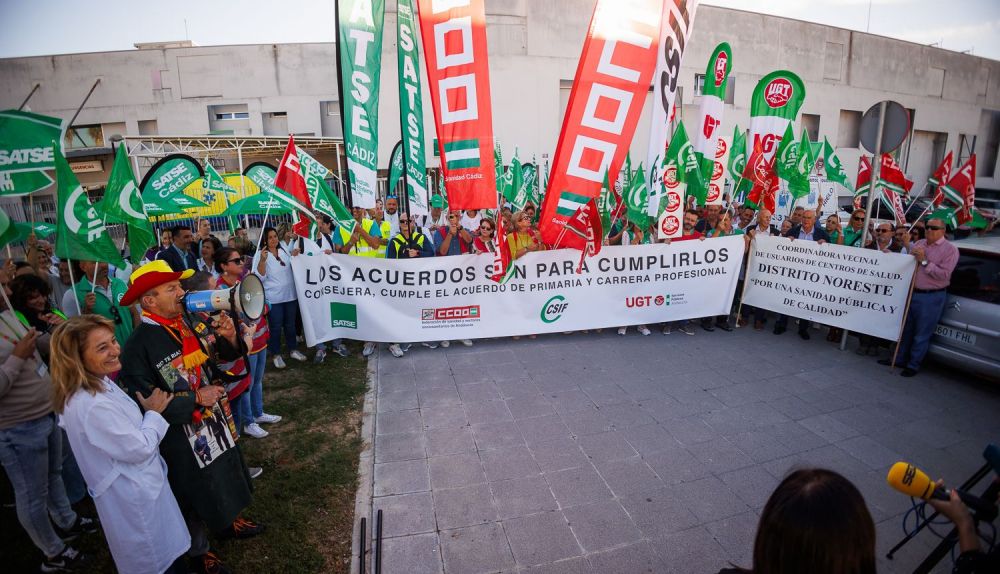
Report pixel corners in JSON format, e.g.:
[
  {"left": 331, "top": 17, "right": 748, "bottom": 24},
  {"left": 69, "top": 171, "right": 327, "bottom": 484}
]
[{"left": 0, "top": 185, "right": 986, "bottom": 573}]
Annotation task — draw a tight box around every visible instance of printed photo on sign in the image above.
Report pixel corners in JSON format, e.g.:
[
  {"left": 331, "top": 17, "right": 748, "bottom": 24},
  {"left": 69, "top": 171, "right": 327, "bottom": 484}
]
[{"left": 185, "top": 400, "right": 238, "bottom": 469}]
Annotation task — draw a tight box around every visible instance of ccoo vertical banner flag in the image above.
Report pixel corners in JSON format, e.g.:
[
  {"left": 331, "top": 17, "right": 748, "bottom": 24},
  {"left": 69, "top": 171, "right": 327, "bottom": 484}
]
[
  {"left": 540, "top": 0, "right": 665, "bottom": 249},
  {"left": 692, "top": 42, "right": 732, "bottom": 206},
  {"left": 417, "top": 0, "right": 498, "bottom": 210},
  {"left": 397, "top": 0, "right": 430, "bottom": 217},
  {"left": 644, "top": 0, "right": 698, "bottom": 218},
  {"left": 747, "top": 70, "right": 805, "bottom": 212},
  {"left": 336, "top": 0, "right": 385, "bottom": 209}
]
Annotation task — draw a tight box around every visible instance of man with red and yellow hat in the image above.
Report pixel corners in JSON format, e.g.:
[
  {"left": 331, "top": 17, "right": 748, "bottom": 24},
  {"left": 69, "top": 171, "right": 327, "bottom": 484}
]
[{"left": 118, "top": 260, "right": 262, "bottom": 574}]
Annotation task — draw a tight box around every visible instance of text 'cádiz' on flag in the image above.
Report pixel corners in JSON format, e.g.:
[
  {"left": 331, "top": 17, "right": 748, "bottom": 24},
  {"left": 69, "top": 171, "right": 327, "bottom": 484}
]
[
  {"left": 337, "top": 0, "right": 384, "bottom": 209},
  {"left": 396, "top": 0, "right": 430, "bottom": 217},
  {"left": 98, "top": 144, "right": 156, "bottom": 261},
  {"left": 539, "top": 0, "right": 665, "bottom": 250},
  {"left": 54, "top": 145, "right": 125, "bottom": 268},
  {"left": 418, "top": 0, "right": 498, "bottom": 210}
]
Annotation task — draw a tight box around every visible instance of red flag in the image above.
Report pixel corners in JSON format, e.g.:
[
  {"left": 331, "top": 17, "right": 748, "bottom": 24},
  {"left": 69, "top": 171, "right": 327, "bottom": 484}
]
[
  {"left": 929, "top": 150, "right": 953, "bottom": 206},
  {"left": 537, "top": 0, "right": 664, "bottom": 248},
  {"left": 743, "top": 137, "right": 776, "bottom": 210},
  {"left": 490, "top": 210, "right": 513, "bottom": 283},
  {"left": 944, "top": 154, "right": 976, "bottom": 224},
  {"left": 853, "top": 156, "right": 872, "bottom": 210},
  {"left": 878, "top": 154, "right": 913, "bottom": 195},
  {"left": 274, "top": 136, "right": 315, "bottom": 237},
  {"left": 560, "top": 197, "right": 603, "bottom": 270},
  {"left": 417, "top": 0, "right": 498, "bottom": 210}
]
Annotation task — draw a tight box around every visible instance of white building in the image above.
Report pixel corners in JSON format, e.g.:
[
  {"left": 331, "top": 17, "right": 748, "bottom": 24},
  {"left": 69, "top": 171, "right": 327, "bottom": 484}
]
[{"left": 1, "top": 1, "right": 998, "bottom": 219}]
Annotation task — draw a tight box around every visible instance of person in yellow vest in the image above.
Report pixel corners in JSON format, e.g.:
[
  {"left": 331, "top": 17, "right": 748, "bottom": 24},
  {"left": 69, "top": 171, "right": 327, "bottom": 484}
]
[
  {"left": 368, "top": 202, "right": 392, "bottom": 257},
  {"left": 337, "top": 206, "right": 387, "bottom": 258}
]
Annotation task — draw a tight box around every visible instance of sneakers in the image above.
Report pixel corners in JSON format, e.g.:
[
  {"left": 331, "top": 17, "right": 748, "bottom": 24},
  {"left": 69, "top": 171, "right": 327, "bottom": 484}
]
[
  {"left": 40, "top": 545, "right": 89, "bottom": 573},
  {"left": 221, "top": 517, "right": 266, "bottom": 541},
  {"left": 273, "top": 355, "right": 287, "bottom": 369},
  {"left": 55, "top": 516, "right": 100, "bottom": 541},
  {"left": 421, "top": 342, "right": 439, "bottom": 349},
  {"left": 313, "top": 349, "right": 327, "bottom": 364},
  {"left": 460, "top": 339, "right": 473, "bottom": 347},
  {"left": 440, "top": 340, "right": 451, "bottom": 348},
  {"left": 637, "top": 325, "right": 651, "bottom": 336},
  {"left": 617, "top": 327, "right": 627, "bottom": 336},
  {"left": 243, "top": 423, "right": 269, "bottom": 439},
  {"left": 256, "top": 413, "right": 282, "bottom": 424},
  {"left": 662, "top": 325, "right": 672, "bottom": 335},
  {"left": 289, "top": 350, "right": 307, "bottom": 362},
  {"left": 192, "top": 551, "right": 231, "bottom": 574},
  {"left": 248, "top": 466, "right": 263, "bottom": 479},
  {"left": 389, "top": 343, "right": 405, "bottom": 358},
  {"left": 678, "top": 323, "right": 695, "bottom": 336},
  {"left": 363, "top": 342, "right": 377, "bottom": 356},
  {"left": 332, "top": 344, "right": 351, "bottom": 358}
]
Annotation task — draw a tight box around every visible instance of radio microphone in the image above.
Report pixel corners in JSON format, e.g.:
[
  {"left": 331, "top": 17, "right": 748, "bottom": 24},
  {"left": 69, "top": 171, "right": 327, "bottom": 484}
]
[
  {"left": 887, "top": 462, "right": 996, "bottom": 516},
  {"left": 984, "top": 444, "right": 1000, "bottom": 476}
]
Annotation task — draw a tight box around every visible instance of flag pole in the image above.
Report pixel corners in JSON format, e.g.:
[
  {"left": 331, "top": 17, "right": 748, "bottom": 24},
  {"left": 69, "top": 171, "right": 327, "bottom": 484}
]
[
  {"left": 67, "top": 258, "right": 82, "bottom": 315},
  {"left": 89, "top": 260, "right": 99, "bottom": 294}
]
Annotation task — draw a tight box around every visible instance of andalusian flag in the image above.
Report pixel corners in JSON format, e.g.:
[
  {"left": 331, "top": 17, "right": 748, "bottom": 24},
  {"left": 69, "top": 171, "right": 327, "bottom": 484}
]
[
  {"left": 938, "top": 152, "right": 968, "bottom": 208},
  {"left": 54, "top": 146, "right": 124, "bottom": 267},
  {"left": 822, "top": 137, "right": 849, "bottom": 188},
  {"left": 99, "top": 145, "right": 156, "bottom": 260}
]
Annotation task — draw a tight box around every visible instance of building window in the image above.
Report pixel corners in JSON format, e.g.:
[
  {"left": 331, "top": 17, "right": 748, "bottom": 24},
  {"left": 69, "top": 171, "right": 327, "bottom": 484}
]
[
  {"left": 801, "top": 114, "right": 820, "bottom": 142},
  {"left": 694, "top": 74, "right": 705, "bottom": 96},
  {"left": 64, "top": 124, "right": 104, "bottom": 149},
  {"left": 694, "top": 74, "right": 733, "bottom": 104},
  {"left": 837, "top": 110, "right": 862, "bottom": 148},
  {"left": 138, "top": 119, "right": 158, "bottom": 135},
  {"left": 215, "top": 112, "right": 250, "bottom": 120},
  {"left": 266, "top": 111, "right": 287, "bottom": 118}
]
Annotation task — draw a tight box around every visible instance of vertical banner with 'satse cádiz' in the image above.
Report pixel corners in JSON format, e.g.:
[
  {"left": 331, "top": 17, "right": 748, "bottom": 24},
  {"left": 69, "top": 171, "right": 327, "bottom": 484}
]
[
  {"left": 336, "top": 0, "right": 384, "bottom": 208},
  {"left": 645, "top": 0, "right": 698, "bottom": 218},
  {"left": 417, "top": 0, "right": 498, "bottom": 210},
  {"left": 539, "top": 0, "right": 665, "bottom": 249},
  {"left": 290, "top": 236, "right": 744, "bottom": 345},
  {"left": 397, "top": 0, "right": 430, "bottom": 217},
  {"left": 742, "top": 235, "right": 916, "bottom": 340}
]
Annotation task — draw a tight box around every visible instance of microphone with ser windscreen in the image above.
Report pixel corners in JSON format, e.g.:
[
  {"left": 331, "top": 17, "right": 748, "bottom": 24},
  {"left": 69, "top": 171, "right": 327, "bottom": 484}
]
[{"left": 887, "top": 462, "right": 996, "bottom": 516}]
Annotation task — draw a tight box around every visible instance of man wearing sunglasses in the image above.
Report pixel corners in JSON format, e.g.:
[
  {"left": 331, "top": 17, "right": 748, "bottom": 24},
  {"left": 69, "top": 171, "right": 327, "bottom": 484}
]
[
  {"left": 62, "top": 260, "right": 137, "bottom": 347},
  {"left": 878, "top": 217, "right": 959, "bottom": 377},
  {"left": 385, "top": 213, "right": 435, "bottom": 358}
]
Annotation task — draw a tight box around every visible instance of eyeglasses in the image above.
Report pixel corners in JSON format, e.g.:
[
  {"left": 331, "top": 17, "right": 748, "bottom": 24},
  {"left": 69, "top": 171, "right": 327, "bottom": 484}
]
[
  {"left": 926, "top": 225, "right": 945, "bottom": 230},
  {"left": 399, "top": 219, "right": 411, "bottom": 223},
  {"left": 851, "top": 216, "right": 864, "bottom": 221},
  {"left": 227, "top": 257, "right": 243, "bottom": 264},
  {"left": 481, "top": 226, "right": 494, "bottom": 232},
  {"left": 877, "top": 229, "right": 892, "bottom": 234}
]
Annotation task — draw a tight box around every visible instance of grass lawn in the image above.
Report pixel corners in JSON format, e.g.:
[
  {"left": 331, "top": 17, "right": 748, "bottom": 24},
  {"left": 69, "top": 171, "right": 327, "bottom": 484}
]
[{"left": 1, "top": 349, "right": 368, "bottom": 573}]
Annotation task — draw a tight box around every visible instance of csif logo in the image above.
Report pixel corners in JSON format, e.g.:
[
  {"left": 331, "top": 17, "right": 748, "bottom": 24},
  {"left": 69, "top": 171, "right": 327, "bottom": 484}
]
[
  {"left": 539, "top": 295, "right": 568, "bottom": 324},
  {"left": 764, "top": 78, "right": 793, "bottom": 108}
]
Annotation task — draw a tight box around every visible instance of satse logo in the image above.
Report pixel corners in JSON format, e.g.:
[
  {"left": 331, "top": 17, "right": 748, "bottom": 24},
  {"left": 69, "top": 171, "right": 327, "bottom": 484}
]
[
  {"left": 330, "top": 302, "right": 358, "bottom": 329},
  {"left": 540, "top": 295, "right": 568, "bottom": 324}
]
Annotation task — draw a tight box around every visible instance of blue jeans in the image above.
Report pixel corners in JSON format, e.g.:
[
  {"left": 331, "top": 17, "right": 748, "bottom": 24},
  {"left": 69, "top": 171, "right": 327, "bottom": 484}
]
[
  {"left": 247, "top": 349, "right": 268, "bottom": 419},
  {"left": 0, "top": 414, "right": 77, "bottom": 557},
  {"left": 896, "top": 290, "right": 947, "bottom": 371},
  {"left": 60, "top": 429, "right": 87, "bottom": 504},
  {"left": 230, "top": 393, "right": 250, "bottom": 435},
  {"left": 267, "top": 301, "right": 299, "bottom": 356}
]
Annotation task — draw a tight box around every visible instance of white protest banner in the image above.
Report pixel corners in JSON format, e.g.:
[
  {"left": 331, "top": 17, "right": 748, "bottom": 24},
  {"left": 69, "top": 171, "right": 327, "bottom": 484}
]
[
  {"left": 743, "top": 235, "right": 916, "bottom": 340},
  {"left": 290, "top": 237, "right": 745, "bottom": 345}
]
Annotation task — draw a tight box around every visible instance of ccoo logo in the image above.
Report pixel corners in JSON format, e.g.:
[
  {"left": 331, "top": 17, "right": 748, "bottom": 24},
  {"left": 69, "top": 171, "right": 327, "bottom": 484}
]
[{"left": 764, "top": 78, "right": 793, "bottom": 108}]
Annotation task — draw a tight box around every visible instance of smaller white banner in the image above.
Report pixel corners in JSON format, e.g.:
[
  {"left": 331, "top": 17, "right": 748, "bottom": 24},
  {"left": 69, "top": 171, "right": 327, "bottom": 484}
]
[{"left": 743, "top": 235, "right": 917, "bottom": 340}]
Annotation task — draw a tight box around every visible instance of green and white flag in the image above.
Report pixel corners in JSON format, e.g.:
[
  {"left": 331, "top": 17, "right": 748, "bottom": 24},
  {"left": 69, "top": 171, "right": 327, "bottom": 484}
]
[
  {"left": 140, "top": 155, "right": 203, "bottom": 200},
  {"left": 99, "top": 145, "right": 156, "bottom": 261},
  {"left": 625, "top": 165, "right": 650, "bottom": 228},
  {"left": 337, "top": 0, "right": 384, "bottom": 208},
  {"left": 0, "top": 170, "right": 53, "bottom": 197},
  {"left": 788, "top": 129, "right": 816, "bottom": 200},
  {"left": 691, "top": 43, "right": 733, "bottom": 208},
  {"left": 664, "top": 122, "right": 704, "bottom": 198},
  {"left": 203, "top": 162, "right": 239, "bottom": 233},
  {"left": 774, "top": 122, "right": 798, "bottom": 183},
  {"left": 0, "top": 110, "right": 65, "bottom": 173},
  {"left": 53, "top": 147, "right": 124, "bottom": 267},
  {"left": 556, "top": 190, "right": 589, "bottom": 218},
  {"left": 822, "top": 137, "right": 849, "bottom": 189},
  {"left": 597, "top": 172, "right": 615, "bottom": 240},
  {"left": 502, "top": 149, "right": 525, "bottom": 210},
  {"left": 494, "top": 141, "right": 504, "bottom": 192},
  {"left": 520, "top": 162, "right": 537, "bottom": 209},
  {"left": 397, "top": 0, "right": 429, "bottom": 217},
  {"left": 293, "top": 147, "right": 357, "bottom": 235},
  {"left": 0, "top": 208, "right": 19, "bottom": 248},
  {"left": 387, "top": 141, "right": 404, "bottom": 198}
]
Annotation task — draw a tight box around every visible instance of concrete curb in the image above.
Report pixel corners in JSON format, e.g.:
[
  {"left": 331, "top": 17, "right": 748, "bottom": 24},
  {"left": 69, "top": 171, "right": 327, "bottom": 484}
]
[{"left": 350, "top": 349, "right": 379, "bottom": 574}]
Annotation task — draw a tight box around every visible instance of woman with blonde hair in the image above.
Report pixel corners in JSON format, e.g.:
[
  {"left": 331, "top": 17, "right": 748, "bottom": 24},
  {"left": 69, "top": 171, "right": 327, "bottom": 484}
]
[
  {"left": 507, "top": 210, "right": 546, "bottom": 260},
  {"left": 51, "top": 315, "right": 190, "bottom": 574}
]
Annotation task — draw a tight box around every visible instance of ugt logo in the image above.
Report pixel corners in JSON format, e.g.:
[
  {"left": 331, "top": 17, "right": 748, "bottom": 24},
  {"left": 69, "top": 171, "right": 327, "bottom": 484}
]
[
  {"left": 764, "top": 78, "right": 793, "bottom": 108},
  {"left": 540, "top": 295, "right": 568, "bottom": 324}
]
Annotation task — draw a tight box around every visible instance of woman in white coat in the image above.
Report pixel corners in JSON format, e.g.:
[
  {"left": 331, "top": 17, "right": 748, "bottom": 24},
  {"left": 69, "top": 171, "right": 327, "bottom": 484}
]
[{"left": 51, "top": 315, "right": 190, "bottom": 574}]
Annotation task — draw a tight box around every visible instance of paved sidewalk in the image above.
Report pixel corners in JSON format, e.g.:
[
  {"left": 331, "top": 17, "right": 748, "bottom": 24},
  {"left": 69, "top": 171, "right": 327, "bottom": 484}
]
[{"left": 362, "top": 326, "right": 1000, "bottom": 574}]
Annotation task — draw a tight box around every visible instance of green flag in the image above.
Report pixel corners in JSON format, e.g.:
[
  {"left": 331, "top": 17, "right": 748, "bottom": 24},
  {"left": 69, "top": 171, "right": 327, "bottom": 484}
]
[
  {"left": 54, "top": 146, "right": 124, "bottom": 267},
  {"left": 624, "top": 165, "right": 650, "bottom": 228},
  {"left": 788, "top": 129, "right": 817, "bottom": 199},
  {"left": 728, "top": 126, "right": 746, "bottom": 181},
  {"left": 316, "top": 177, "right": 357, "bottom": 234},
  {"left": 0, "top": 208, "right": 19, "bottom": 248},
  {"left": 774, "top": 123, "right": 798, "bottom": 183},
  {"left": 520, "top": 162, "right": 538, "bottom": 209},
  {"left": 823, "top": 138, "right": 849, "bottom": 188},
  {"left": 502, "top": 149, "right": 524, "bottom": 209},
  {"left": 337, "top": 0, "right": 384, "bottom": 208},
  {"left": 387, "top": 141, "right": 404, "bottom": 198},
  {"left": 0, "top": 169, "right": 54, "bottom": 197},
  {"left": 494, "top": 141, "right": 504, "bottom": 191},
  {"left": 100, "top": 145, "right": 156, "bottom": 260},
  {"left": 203, "top": 162, "right": 239, "bottom": 233},
  {"left": 396, "top": 0, "right": 430, "bottom": 216},
  {"left": 294, "top": 148, "right": 356, "bottom": 235},
  {"left": 597, "top": 171, "right": 615, "bottom": 239},
  {"left": 0, "top": 110, "right": 65, "bottom": 173},
  {"left": 435, "top": 171, "right": 449, "bottom": 211},
  {"left": 143, "top": 192, "right": 208, "bottom": 216},
  {"left": 140, "top": 155, "right": 202, "bottom": 201},
  {"left": 663, "top": 122, "right": 705, "bottom": 203},
  {"left": 223, "top": 194, "right": 293, "bottom": 216}
]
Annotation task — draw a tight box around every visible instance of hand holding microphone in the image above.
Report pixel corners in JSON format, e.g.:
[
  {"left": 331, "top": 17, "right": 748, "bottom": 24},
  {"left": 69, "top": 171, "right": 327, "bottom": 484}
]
[{"left": 886, "top": 462, "right": 997, "bottom": 517}]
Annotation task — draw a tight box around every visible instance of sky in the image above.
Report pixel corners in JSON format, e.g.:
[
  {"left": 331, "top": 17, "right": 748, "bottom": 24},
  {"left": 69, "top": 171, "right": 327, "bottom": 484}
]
[{"left": 0, "top": 0, "right": 997, "bottom": 61}]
